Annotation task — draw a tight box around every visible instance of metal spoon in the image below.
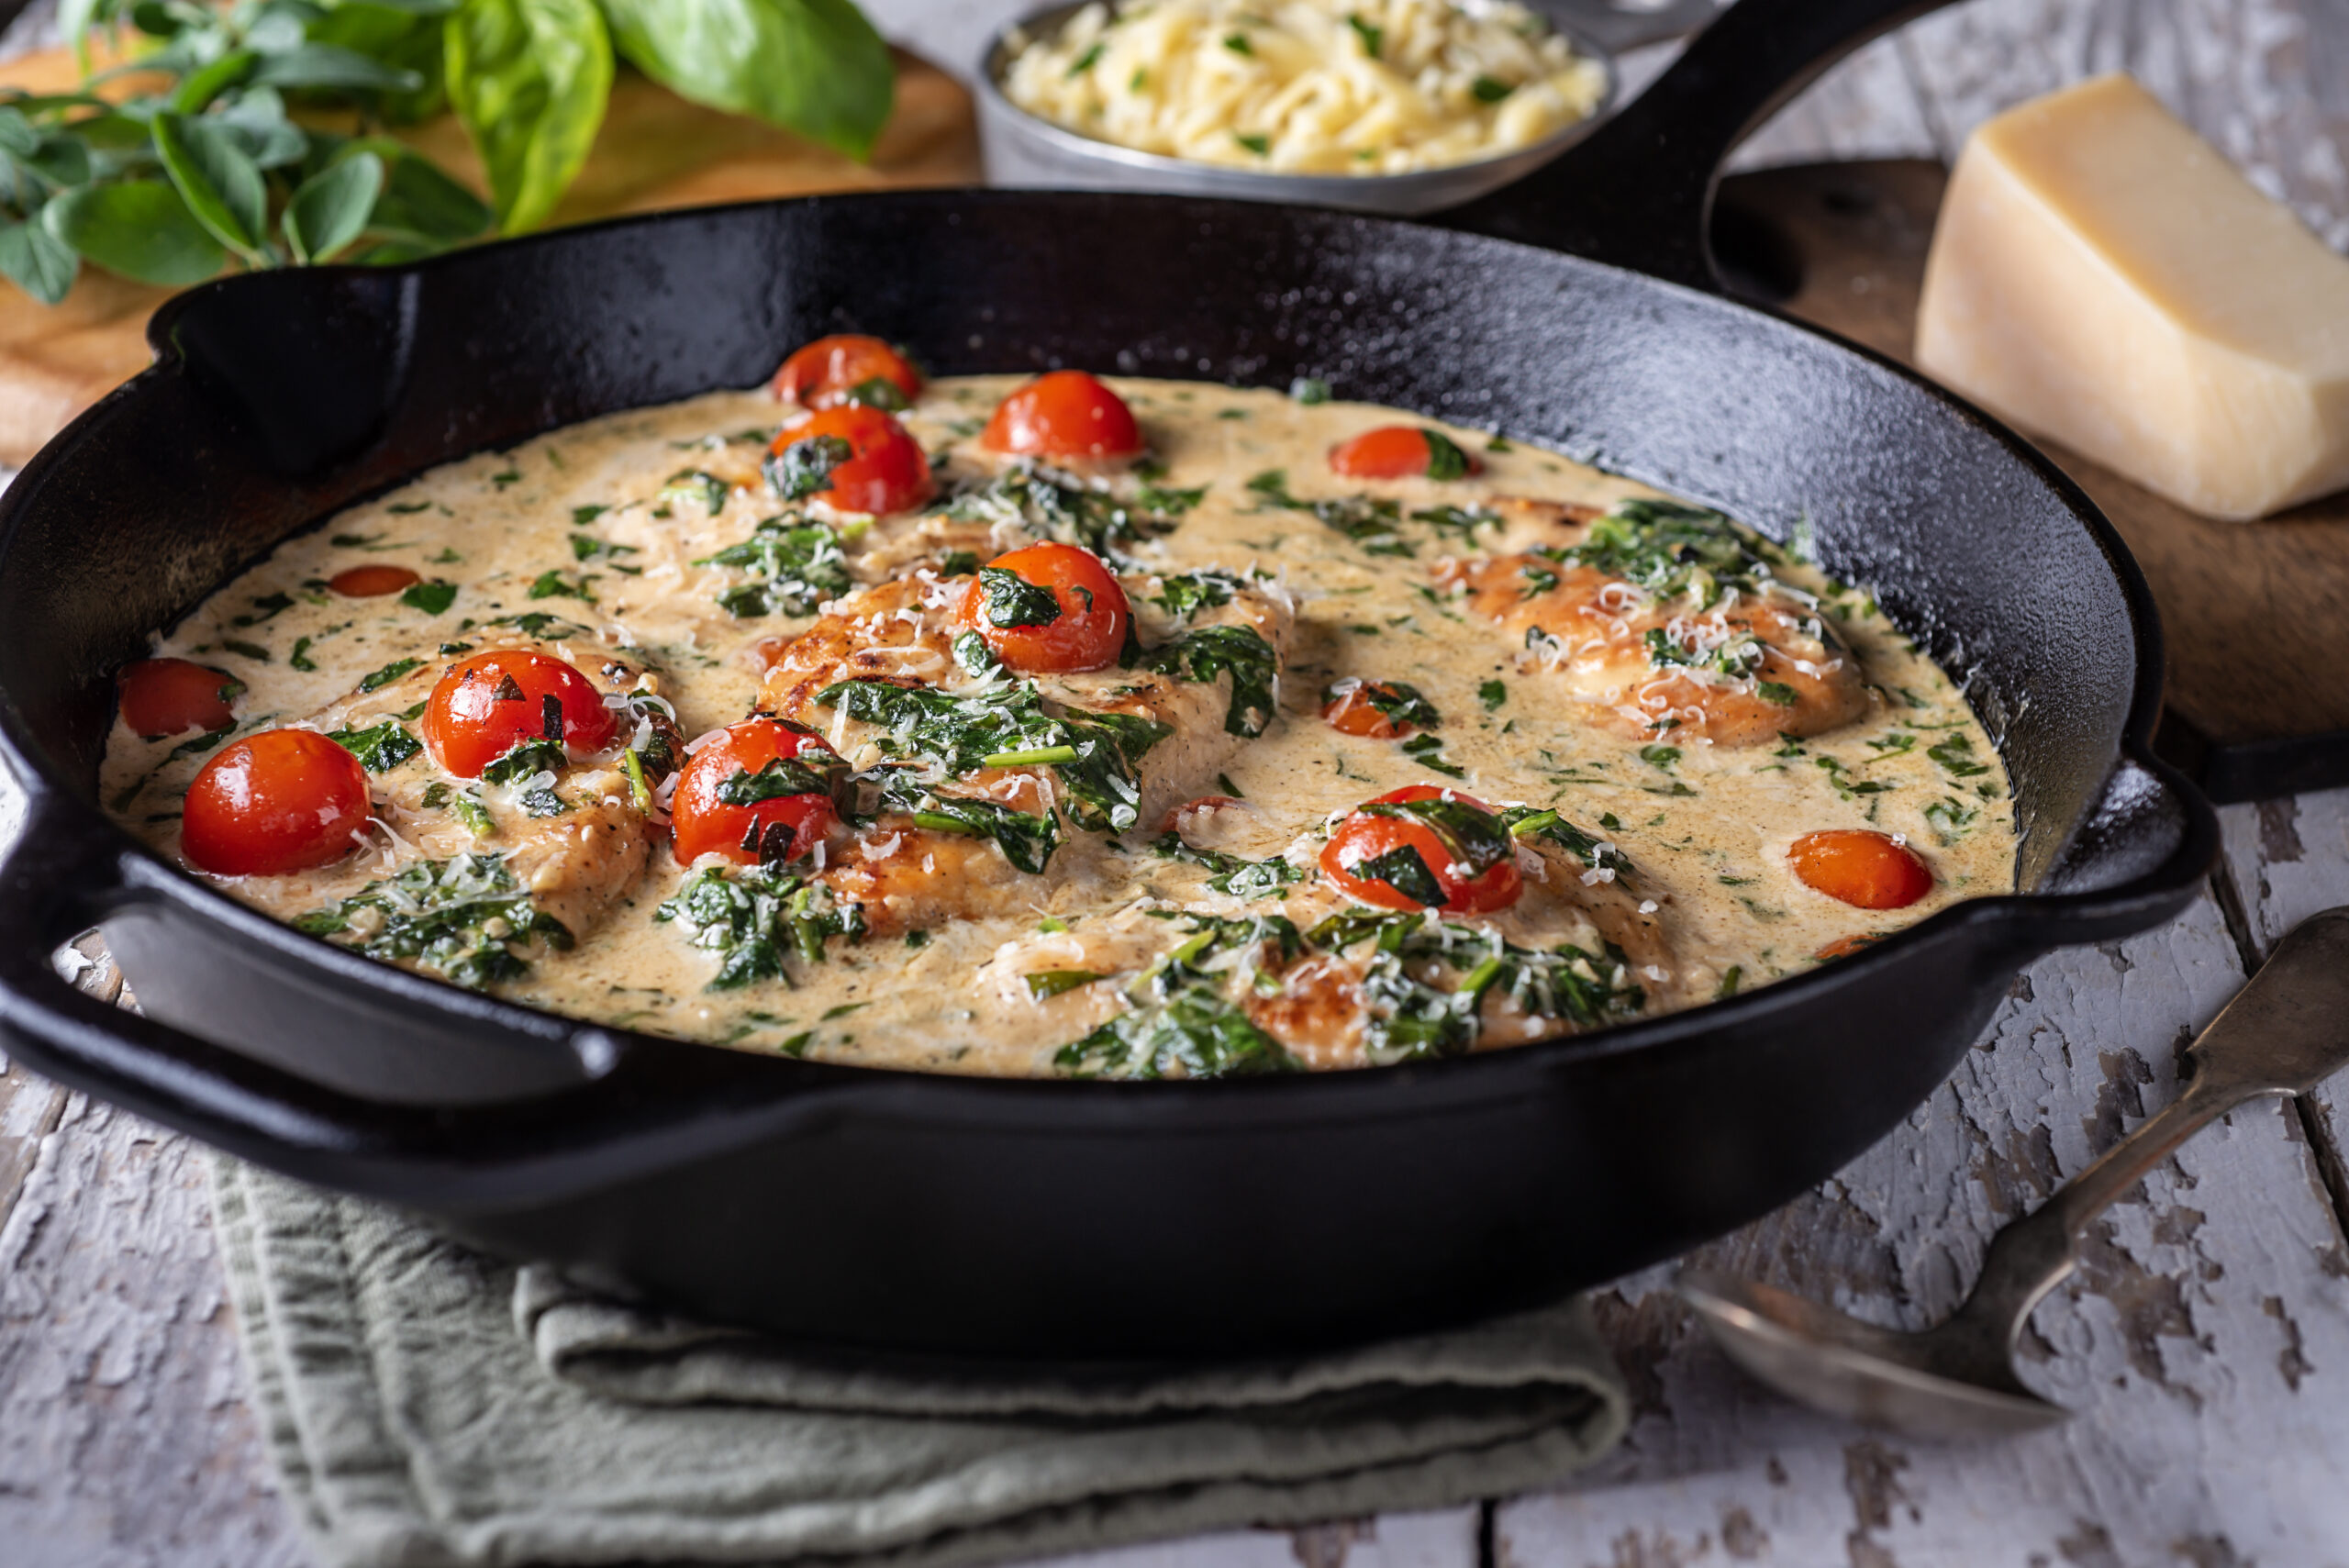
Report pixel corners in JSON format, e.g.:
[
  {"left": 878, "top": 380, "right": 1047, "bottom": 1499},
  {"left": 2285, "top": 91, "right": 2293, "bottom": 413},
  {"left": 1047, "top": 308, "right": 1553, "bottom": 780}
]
[{"left": 1679, "top": 906, "right": 2349, "bottom": 1440}]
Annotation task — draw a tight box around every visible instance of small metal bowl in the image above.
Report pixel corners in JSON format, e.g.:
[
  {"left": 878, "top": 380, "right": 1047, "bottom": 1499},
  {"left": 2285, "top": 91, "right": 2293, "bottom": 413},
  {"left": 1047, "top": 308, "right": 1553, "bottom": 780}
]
[{"left": 976, "top": 0, "right": 1715, "bottom": 216}]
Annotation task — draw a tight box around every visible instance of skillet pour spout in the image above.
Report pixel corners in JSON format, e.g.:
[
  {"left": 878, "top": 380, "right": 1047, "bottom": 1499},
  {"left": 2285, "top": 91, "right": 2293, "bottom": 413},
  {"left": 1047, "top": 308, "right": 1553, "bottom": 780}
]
[{"left": 0, "top": 0, "right": 2217, "bottom": 1361}]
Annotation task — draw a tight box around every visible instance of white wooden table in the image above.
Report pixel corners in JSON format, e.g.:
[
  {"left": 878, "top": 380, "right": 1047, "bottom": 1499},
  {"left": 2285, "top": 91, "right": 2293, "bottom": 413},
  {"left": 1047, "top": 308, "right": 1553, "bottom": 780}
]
[{"left": 6, "top": 1, "right": 2349, "bottom": 1562}]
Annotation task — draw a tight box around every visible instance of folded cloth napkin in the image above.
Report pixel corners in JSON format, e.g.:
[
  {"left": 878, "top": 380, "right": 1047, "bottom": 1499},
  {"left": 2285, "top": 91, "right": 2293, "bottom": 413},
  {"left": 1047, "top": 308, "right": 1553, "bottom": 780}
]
[{"left": 213, "top": 1156, "right": 1629, "bottom": 1568}]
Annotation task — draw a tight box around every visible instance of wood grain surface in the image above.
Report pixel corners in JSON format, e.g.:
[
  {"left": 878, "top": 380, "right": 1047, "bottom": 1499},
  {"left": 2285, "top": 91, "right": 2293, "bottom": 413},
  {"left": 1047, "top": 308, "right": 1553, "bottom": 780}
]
[
  {"left": 0, "top": 42, "right": 980, "bottom": 467},
  {"left": 6, "top": 1, "right": 2349, "bottom": 1564}
]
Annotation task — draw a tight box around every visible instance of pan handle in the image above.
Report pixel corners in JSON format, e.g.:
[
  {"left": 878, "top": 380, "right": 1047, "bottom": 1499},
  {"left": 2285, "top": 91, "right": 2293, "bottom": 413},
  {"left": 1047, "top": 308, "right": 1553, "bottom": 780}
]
[
  {"left": 0, "top": 782, "right": 401, "bottom": 1162},
  {"left": 1987, "top": 745, "right": 2222, "bottom": 952},
  {"left": 1441, "top": 0, "right": 1955, "bottom": 288}
]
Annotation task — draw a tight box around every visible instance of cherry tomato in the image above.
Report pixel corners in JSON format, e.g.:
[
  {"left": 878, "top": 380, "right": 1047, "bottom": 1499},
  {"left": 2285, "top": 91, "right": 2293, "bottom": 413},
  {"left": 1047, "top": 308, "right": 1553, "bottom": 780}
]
[
  {"left": 1327, "top": 426, "right": 1482, "bottom": 481},
  {"left": 1319, "top": 784, "right": 1522, "bottom": 915},
  {"left": 182, "top": 728, "right": 371, "bottom": 877},
  {"left": 1787, "top": 829, "right": 1933, "bottom": 910},
  {"left": 328, "top": 564, "right": 422, "bottom": 597},
  {"left": 773, "top": 334, "right": 925, "bottom": 410},
  {"left": 980, "top": 371, "right": 1143, "bottom": 461},
  {"left": 1320, "top": 680, "right": 1427, "bottom": 740},
  {"left": 117, "top": 658, "right": 241, "bottom": 739},
  {"left": 671, "top": 718, "right": 843, "bottom": 866},
  {"left": 956, "top": 542, "right": 1131, "bottom": 673},
  {"left": 422, "top": 650, "right": 618, "bottom": 780},
  {"left": 771, "top": 404, "right": 934, "bottom": 516}
]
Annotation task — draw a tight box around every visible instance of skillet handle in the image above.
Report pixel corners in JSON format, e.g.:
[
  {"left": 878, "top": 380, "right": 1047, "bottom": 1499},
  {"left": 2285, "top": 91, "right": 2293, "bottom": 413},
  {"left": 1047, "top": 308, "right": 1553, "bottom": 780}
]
[
  {"left": 1441, "top": 0, "right": 1957, "bottom": 288},
  {"left": 1991, "top": 746, "right": 2221, "bottom": 952},
  {"left": 0, "top": 782, "right": 397, "bottom": 1161}
]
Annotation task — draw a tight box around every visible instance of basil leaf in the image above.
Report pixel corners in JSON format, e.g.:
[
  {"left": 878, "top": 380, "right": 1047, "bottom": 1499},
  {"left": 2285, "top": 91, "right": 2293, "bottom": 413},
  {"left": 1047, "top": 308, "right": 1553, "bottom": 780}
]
[
  {"left": 361, "top": 140, "right": 495, "bottom": 243},
  {"left": 0, "top": 219, "right": 78, "bottom": 306},
  {"left": 597, "top": 0, "right": 892, "bottom": 160},
  {"left": 284, "top": 150, "right": 384, "bottom": 263},
  {"left": 398, "top": 575, "right": 457, "bottom": 615},
  {"left": 1132, "top": 624, "right": 1279, "bottom": 737},
  {"left": 328, "top": 718, "right": 422, "bottom": 773},
  {"left": 171, "top": 48, "right": 258, "bottom": 113},
  {"left": 1421, "top": 429, "right": 1472, "bottom": 481},
  {"left": 251, "top": 43, "right": 425, "bottom": 93},
  {"left": 715, "top": 753, "right": 848, "bottom": 806},
  {"left": 1353, "top": 843, "right": 1445, "bottom": 908},
  {"left": 212, "top": 87, "right": 309, "bottom": 169},
  {"left": 44, "top": 180, "right": 226, "bottom": 286},
  {"left": 764, "top": 432, "right": 852, "bottom": 500},
  {"left": 152, "top": 113, "right": 270, "bottom": 259},
  {"left": 978, "top": 564, "right": 1061, "bottom": 628},
  {"left": 445, "top": 0, "right": 614, "bottom": 234},
  {"left": 481, "top": 734, "right": 567, "bottom": 784}
]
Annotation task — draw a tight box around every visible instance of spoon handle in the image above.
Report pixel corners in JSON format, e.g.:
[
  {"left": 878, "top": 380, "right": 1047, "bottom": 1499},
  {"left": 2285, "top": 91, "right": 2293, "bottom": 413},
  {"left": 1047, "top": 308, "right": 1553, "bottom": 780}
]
[{"left": 1962, "top": 907, "right": 2349, "bottom": 1344}]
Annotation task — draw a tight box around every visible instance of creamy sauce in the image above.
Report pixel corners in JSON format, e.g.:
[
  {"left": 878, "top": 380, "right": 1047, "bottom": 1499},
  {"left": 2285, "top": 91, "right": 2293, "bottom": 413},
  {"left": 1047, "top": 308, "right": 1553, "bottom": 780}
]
[{"left": 104, "top": 377, "right": 2017, "bottom": 1076}]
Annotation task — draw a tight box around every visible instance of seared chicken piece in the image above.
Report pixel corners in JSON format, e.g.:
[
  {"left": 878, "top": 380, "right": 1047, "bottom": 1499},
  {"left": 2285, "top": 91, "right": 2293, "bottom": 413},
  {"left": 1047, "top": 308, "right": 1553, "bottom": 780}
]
[
  {"left": 1435, "top": 499, "right": 1872, "bottom": 747},
  {"left": 229, "top": 642, "right": 674, "bottom": 957},
  {"left": 755, "top": 565, "right": 1294, "bottom": 931}
]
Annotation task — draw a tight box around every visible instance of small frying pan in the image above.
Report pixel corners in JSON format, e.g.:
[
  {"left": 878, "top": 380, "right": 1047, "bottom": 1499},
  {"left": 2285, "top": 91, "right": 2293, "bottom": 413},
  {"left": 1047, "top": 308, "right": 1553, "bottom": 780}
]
[{"left": 0, "top": 0, "right": 2217, "bottom": 1360}]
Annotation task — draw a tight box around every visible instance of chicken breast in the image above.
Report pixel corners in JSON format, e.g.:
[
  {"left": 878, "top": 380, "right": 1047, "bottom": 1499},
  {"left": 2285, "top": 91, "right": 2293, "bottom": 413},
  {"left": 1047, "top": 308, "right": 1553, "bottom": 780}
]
[{"left": 1435, "top": 499, "right": 1873, "bottom": 747}]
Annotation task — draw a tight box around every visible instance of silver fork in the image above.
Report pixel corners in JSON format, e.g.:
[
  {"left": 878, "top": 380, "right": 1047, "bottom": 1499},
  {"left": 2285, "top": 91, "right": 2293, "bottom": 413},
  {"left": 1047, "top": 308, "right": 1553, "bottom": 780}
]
[{"left": 1678, "top": 906, "right": 2349, "bottom": 1439}]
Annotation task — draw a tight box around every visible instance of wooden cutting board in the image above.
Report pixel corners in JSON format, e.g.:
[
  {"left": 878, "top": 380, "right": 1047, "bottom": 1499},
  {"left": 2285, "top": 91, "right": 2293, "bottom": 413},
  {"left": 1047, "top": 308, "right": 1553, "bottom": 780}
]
[
  {"left": 0, "top": 44, "right": 980, "bottom": 466},
  {"left": 1713, "top": 159, "right": 2349, "bottom": 805}
]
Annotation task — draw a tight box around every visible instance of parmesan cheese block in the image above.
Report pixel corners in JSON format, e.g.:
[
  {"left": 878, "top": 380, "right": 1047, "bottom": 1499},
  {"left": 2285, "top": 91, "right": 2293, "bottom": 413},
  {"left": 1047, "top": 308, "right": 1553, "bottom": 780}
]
[{"left": 1916, "top": 73, "right": 2349, "bottom": 521}]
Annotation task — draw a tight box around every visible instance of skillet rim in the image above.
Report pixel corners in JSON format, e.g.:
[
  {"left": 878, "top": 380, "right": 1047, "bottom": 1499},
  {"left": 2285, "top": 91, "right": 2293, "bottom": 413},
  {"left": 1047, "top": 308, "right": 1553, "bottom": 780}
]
[{"left": 0, "top": 184, "right": 2210, "bottom": 1109}]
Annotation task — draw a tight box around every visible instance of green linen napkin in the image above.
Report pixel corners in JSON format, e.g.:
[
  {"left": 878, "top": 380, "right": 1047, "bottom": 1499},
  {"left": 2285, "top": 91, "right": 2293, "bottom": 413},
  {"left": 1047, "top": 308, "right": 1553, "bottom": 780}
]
[{"left": 213, "top": 1155, "right": 1629, "bottom": 1568}]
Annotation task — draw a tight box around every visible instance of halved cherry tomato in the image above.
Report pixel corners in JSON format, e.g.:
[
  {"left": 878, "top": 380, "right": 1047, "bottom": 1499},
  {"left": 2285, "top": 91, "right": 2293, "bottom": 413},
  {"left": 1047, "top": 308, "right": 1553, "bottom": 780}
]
[
  {"left": 117, "top": 658, "right": 241, "bottom": 739},
  {"left": 182, "top": 728, "right": 371, "bottom": 877},
  {"left": 422, "top": 650, "right": 617, "bottom": 780},
  {"left": 1787, "top": 829, "right": 1932, "bottom": 910},
  {"left": 1327, "top": 426, "right": 1482, "bottom": 481},
  {"left": 1320, "top": 680, "right": 1428, "bottom": 740},
  {"left": 1319, "top": 784, "right": 1522, "bottom": 915},
  {"left": 773, "top": 334, "right": 925, "bottom": 410},
  {"left": 771, "top": 404, "right": 934, "bottom": 516},
  {"left": 956, "top": 542, "right": 1131, "bottom": 673},
  {"left": 980, "top": 371, "right": 1143, "bottom": 461},
  {"left": 328, "top": 564, "right": 422, "bottom": 597},
  {"left": 670, "top": 719, "right": 844, "bottom": 866}
]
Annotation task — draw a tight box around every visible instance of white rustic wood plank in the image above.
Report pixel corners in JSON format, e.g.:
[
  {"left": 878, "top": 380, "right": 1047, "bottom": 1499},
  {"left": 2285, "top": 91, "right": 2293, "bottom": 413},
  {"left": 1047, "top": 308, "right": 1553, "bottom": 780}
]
[
  {"left": 1729, "top": 35, "right": 1939, "bottom": 171},
  {"left": 0, "top": 1095, "right": 307, "bottom": 1568},
  {"left": 1898, "top": 0, "right": 2349, "bottom": 244},
  {"left": 1497, "top": 895, "right": 2349, "bottom": 1565},
  {"left": 2217, "top": 786, "right": 2349, "bottom": 1276}
]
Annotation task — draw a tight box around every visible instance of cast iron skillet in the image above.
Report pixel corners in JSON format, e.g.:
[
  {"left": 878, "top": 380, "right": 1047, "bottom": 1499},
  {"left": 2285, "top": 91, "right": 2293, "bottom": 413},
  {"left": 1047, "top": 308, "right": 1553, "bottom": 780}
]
[{"left": 0, "top": 0, "right": 2217, "bottom": 1361}]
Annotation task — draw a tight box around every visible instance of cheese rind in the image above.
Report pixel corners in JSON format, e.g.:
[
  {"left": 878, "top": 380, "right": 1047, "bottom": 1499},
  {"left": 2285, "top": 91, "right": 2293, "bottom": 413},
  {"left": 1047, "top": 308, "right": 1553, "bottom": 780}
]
[{"left": 1916, "top": 73, "right": 2349, "bottom": 521}]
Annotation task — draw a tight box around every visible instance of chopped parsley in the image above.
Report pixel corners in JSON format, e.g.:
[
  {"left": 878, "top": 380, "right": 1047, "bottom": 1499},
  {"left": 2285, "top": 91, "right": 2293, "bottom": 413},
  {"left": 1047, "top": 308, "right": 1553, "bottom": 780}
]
[
  {"left": 1246, "top": 468, "right": 1410, "bottom": 556},
  {"left": 357, "top": 657, "right": 421, "bottom": 693},
  {"left": 1478, "top": 678, "right": 1508, "bottom": 710}
]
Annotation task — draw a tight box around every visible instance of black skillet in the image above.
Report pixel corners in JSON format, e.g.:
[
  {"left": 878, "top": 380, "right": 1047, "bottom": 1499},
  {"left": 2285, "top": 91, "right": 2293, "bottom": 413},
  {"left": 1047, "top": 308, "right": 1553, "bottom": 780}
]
[{"left": 0, "top": 0, "right": 2218, "bottom": 1361}]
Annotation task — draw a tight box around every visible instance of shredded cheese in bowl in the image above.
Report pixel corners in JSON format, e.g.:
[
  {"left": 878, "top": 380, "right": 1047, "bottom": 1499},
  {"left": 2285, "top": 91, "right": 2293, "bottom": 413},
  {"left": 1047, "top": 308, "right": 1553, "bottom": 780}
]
[{"left": 999, "top": 0, "right": 1608, "bottom": 175}]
